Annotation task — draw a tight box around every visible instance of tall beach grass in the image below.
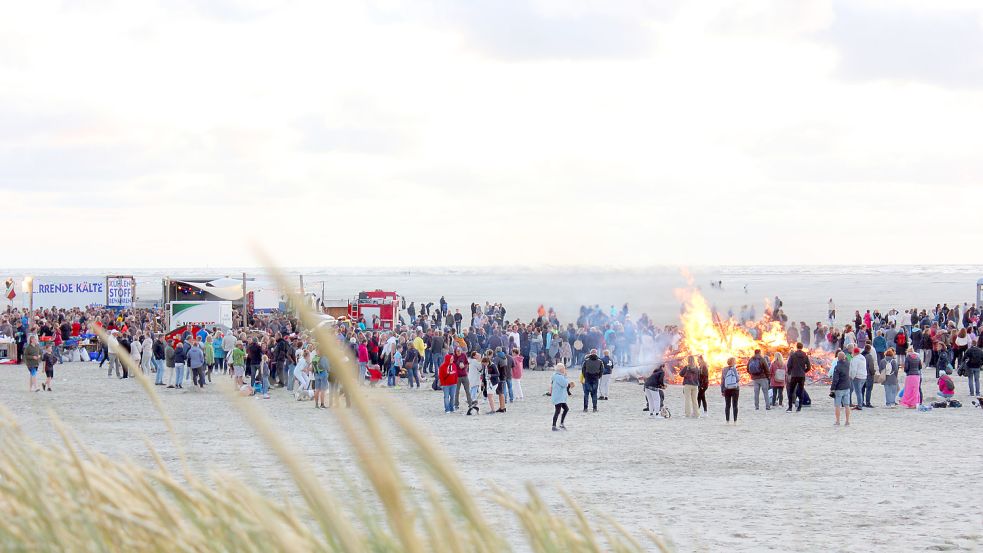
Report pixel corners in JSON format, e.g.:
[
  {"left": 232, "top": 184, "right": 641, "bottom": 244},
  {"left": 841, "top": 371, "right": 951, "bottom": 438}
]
[{"left": 0, "top": 258, "right": 672, "bottom": 552}]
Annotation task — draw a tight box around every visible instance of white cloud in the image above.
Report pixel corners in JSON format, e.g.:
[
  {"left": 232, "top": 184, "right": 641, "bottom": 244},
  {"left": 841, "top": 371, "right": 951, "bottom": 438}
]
[{"left": 2, "top": 0, "right": 982, "bottom": 268}]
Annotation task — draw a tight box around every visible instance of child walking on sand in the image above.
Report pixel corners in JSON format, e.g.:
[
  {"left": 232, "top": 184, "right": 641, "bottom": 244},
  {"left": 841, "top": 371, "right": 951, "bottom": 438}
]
[
  {"left": 41, "top": 345, "right": 58, "bottom": 392},
  {"left": 551, "top": 364, "right": 570, "bottom": 431}
]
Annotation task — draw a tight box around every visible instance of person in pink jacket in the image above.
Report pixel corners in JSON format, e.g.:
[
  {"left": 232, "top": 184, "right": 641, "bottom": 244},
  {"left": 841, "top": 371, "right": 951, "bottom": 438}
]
[
  {"left": 356, "top": 340, "right": 369, "bottom": 383},
  {"left": 770, "top": 352, "right": 787, "bottom": 407},
  {"left": 511, "top": 348, "right": 525, "bottom": 400}
]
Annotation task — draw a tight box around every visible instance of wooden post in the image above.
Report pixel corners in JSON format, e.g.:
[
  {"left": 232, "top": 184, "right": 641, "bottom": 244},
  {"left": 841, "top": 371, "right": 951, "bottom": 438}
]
[{"left": 241, "top": 272, "right": 247, "bottom": 329}]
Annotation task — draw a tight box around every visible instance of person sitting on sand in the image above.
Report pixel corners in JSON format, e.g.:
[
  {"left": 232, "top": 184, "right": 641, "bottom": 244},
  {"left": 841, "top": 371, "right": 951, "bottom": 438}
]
[{"left": 937, "top": 370, "right": 955, "bottom": 401}]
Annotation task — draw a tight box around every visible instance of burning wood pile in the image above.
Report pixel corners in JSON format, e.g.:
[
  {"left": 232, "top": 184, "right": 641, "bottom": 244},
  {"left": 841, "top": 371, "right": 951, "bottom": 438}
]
[{"left": 664, "top": 287, "right": 834, "bottom": 384}]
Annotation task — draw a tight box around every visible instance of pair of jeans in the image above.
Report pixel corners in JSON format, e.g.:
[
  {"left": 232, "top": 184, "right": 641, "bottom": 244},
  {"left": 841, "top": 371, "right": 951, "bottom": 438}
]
[
  {"left": 285, "top": 363, "right": 296, "bottom": 391},
  {"left": 697, "top": 386, "right": 708, "bottom": 412},
  {"left": 752, "top": 379, "right": 770, "bottom": 409},
  {"left": 505, "top": 379, "right": 514, "bottom": 402},
  {"left": 786, "top": 377, "right": 805, "bottom": 410},
  {"left": 770, "top": 386, "right": 784, "bottom": 406},
  {"left": 406, "top": 367, "right": 420, "bottom": 388},
  {"left": 154, "top": 359, "right": 165, "bottom": 385},
  {"left": 968, "top": 368, "right": 981, "bottom": 397},
  {"left": 851, "top": 378, "right": 865, "bottom": 406},
  {"left": 883, "top": 383, "right": 898, "bottom": 405},
  {"left": 583, "top": 377, "right": 599, "bottom": 410},
  {"left": 423, "top": 352, "right": 435, "bottom": 374},
  {"left": 864, "top": 375, "right": 875, "bottom": 406},
  {"left": 174, "top": 363, "right": 185, "bottom": 386},
  {"left": 443, "top": 384, "right": 457, "bottom": 412},
  {"left": 193, "top": 366, "right": 206, "bottom": 387},
  {"left": 723, "top": 388, "right": 739, "bottom": 421},
  {"left": 387, "top": 368, "right": 397, "bottom": 387}
]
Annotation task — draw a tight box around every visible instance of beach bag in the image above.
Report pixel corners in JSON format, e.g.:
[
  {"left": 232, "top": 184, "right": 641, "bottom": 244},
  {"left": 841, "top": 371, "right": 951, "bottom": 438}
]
[
  {"left": 774, "top": 366, "right": 786, "bottom": 382},
  {"left": 723, "top": 367, "right": 740, "bottom": 389},
  {"left": 949, "top": 399, "right": 962, "bottom": 408},
  {"left": 660, "top": 405, "right": 671, "bottom": 419},
  {"left": 874, "top": 372, "right": 886, "bottom": 384},
  {"left": 932, "top": 401, "right": 948, "bottom": 408}
]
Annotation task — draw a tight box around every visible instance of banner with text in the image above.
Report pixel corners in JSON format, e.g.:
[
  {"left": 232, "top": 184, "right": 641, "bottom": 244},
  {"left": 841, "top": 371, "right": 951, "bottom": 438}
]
[
  {"left": 32, "top": 277, "right": 106, "bottom": 309},
  {"left": 106, "top": 276, "right": 135, "bottom": 309}
]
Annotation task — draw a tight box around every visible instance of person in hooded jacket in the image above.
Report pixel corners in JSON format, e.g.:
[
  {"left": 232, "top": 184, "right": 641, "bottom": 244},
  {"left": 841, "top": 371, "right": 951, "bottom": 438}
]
[
  {"left": 452, "top": 347, "right": 471, "bottom": 410},
  {"left": 581, "top": 348, "right": 603, "bottom": 412}
]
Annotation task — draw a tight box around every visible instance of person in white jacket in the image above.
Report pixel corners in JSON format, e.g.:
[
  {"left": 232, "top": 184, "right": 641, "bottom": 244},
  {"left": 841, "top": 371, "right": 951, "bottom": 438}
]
[
  {"left": 141, "top": 335, "right": 154, "bottom": 373},
  {"left": 849, "top": 347, "right": 867, "bottom": 411}
]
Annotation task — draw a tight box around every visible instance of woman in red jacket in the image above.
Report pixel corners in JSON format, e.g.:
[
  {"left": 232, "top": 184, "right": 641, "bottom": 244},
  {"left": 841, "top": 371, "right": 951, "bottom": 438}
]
[{"left": 438, "top": 353, "right": 458, "bottom": 413}]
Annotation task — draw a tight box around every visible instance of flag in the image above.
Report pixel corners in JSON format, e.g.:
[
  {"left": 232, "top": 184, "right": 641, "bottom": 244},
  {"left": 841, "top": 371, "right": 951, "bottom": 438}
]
[{"left": 4, "top": 278, "right": 14, "bottom": 301}]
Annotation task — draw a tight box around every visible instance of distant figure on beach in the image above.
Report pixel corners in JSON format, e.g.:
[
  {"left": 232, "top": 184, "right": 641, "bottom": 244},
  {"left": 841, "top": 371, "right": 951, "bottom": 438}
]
[{"left": 828, "top": 298, "right": 836, "bottom": 324}]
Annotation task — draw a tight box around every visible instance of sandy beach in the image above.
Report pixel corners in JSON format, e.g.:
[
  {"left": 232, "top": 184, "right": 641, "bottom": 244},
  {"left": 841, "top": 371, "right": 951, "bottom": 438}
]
[{"left": 2, "top": 360, "right": 981, "bottom": 552}]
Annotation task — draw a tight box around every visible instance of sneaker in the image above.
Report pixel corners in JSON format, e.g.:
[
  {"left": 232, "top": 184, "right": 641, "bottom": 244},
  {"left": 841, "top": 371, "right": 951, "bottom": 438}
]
[
  {"left": 844, "top": 422, "right": 850, "bottom": 426},
  {"left": 642, "top": 407, "right": 649, "bottom": 412},
  {"left": 834, "top": 421, "right": 840, "bottom": 426},
  {"left": 552, "top": 426, "right": 559, "bottom": 432},
  {"left": 166, "top": 385, "right": 175, "bottom": 389},
  {"left": 592, "top": 408, "right": 598, "bottom": 413},
  {"left": 560, "top": 424, "right": 567, "bottom": 430}
]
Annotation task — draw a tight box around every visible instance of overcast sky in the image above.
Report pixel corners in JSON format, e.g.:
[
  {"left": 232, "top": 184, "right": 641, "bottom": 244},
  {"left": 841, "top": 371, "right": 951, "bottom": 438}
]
[{"left": 4, "top": 0, "right": 983, "bottom": 269}]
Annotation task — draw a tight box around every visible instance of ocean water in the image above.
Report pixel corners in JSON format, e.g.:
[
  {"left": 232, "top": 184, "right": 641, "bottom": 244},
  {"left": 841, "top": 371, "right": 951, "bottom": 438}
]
[{"left": 5, "top": 266, "right": 983, "bottom": 326}]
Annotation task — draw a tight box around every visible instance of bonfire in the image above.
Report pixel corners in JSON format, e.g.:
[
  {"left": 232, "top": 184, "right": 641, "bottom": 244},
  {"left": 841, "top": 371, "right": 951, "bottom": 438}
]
[{"left": 665, "top": 287, "right": 833, "bottom": 384}]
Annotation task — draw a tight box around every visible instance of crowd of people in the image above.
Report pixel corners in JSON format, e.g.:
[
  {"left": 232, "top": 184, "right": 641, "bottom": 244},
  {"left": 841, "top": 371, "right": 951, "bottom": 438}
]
[{"left": 3, "top": 296, "right": 983, "bottom": 429}]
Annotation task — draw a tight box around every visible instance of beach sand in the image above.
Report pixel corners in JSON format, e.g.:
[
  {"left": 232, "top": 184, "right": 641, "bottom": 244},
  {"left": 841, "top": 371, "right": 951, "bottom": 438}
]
[{"left": 2, "top": 361, "right": 981, "bottom": 551}]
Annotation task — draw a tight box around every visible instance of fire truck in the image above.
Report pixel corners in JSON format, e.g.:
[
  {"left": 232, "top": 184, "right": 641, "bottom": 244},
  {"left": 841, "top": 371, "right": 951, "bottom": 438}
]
[{"left": 348, "top": 290, "right": 401, "bottom": 330}]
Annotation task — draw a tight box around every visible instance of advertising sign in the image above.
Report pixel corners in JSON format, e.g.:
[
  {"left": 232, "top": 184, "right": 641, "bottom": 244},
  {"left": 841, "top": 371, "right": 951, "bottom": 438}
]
[
  {"left": 106, "top": 276, "right": 135, "bottom": 309},
  {"left": 32, "top": 277, "right": 105, "bottom": 309},
  {"left": 168, "top": 301, "right": 233, "bottom": 331}
]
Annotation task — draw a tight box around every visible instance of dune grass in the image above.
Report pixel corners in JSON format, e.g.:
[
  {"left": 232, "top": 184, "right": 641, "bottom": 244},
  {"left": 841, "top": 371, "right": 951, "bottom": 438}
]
[{"left": 0, "top": 260, "right": 672, "bottom": 552}]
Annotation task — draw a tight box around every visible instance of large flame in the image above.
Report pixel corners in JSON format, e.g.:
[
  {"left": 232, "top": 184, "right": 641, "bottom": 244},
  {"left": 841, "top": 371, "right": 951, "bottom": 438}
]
[{"left": 667, "top": 287, "right": 832, "bottom": 384}]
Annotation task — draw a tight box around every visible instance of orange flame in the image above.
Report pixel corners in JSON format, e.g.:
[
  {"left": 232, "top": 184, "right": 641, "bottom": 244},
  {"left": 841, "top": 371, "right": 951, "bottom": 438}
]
[{"left": 668, "top": 287, "right": 832, "bottom": 384}]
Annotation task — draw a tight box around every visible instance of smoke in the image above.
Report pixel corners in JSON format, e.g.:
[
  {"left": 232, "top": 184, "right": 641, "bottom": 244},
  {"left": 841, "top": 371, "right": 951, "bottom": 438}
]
[{"left": 613, "top": 332, "right": 677, "bottom": 381}]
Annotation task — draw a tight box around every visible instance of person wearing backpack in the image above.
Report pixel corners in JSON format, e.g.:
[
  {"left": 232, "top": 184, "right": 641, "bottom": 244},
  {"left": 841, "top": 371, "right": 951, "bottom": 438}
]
[
  {"left": 747, "top": 349, "right": 771, "bottom": 410},
  {"left": 720, "top": 357, "right": 740, "bottom": 423},
  {"left": 581, "top": 348, "right": 604, "bottom": 412},
  {"left": 879, "top": 348, "right": 899, "bottom": 408},
  {"left": 769, "top": 352, "right": 787, "bottom": 407},
  {"left": 894, "top": 327, "right": 908, "bottom": 357},
  {"left": 786, "top": 342, "right": 811, "bottom": 412}
]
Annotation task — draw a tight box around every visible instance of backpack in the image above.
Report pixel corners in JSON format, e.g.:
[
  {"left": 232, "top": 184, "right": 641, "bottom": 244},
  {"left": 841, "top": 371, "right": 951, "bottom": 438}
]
[
  {"left": 747, "top": 357, "right": 763, "bottom": 376},
  {"left": 723, "top": 367, "right": 740, "bottom": 389},
  {"left": 773, "top": 366, "right": 786, "bottom": 382},
  {"left": 896, "top": 332, "right": 907, "bottom": 346}
]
